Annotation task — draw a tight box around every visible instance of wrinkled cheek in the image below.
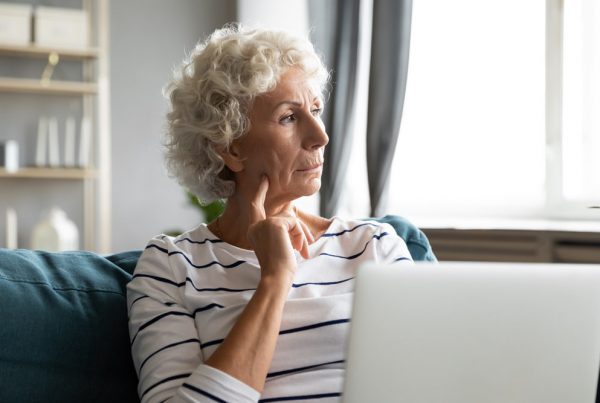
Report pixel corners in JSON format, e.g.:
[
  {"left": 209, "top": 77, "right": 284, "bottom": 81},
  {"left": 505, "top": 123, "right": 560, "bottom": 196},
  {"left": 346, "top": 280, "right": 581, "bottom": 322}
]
[
  {"left": 245, "top": 151, "right": 285, "bottom": 184},
  {"left": 267, "top": 154, "right": 296, "bottom": 192},
  {"left": 263, "top": 153, "right": 284, "bottom": 176}
]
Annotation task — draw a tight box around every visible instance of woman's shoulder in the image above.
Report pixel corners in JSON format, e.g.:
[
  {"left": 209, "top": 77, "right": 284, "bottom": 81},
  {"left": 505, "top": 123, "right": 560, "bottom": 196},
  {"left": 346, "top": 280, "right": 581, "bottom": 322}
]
[
  {"left": 132, "top": 224, "right": 231, "bottom": 285},
  {"left": 325, "top": 216, "right": 392, "bottom": 236},
  {"left": 331, "top": 217, "right": 413, "bottom": 261},
  {"left": 152, "top": 223, "right": 220, "bottom": 247},
  {"left": 168, "top": 223, "right": 220, "bottom": 250},
  {"left": 135, "top": 224, "right": 219, "bottom": 267},
  {"left": 295, "top": 209, "right": 390, "bottom": 240}
]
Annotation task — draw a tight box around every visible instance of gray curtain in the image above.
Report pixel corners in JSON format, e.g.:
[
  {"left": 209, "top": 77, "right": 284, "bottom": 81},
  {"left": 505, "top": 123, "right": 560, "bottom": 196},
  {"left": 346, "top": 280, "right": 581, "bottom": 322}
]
[
  {"left": 366, "top": 0, "right": 413, "bottom": 217},
  {"left": 311, "top": 0, "right": 361, "bottom": 218}
]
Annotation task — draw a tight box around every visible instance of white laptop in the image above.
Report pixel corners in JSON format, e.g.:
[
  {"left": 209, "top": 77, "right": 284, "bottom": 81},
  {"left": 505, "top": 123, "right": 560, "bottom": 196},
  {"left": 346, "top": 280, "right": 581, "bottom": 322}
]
[{"left": 343, "top": 262, "right": 600, "bottom": 403}]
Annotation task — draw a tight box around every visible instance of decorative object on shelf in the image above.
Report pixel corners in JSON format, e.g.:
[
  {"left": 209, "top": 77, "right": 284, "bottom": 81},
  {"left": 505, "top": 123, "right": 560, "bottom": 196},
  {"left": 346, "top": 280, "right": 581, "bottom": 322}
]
[
  {"left": 0, "top": 3, "right": 32, "bottom": 46},
  {"left": 5, "top": 207, "right": 17, "bottom": 248},
  {"left": 34, "top": 6, "right": 88, "bottom": 50},
  {"left": 35, "top": 116, "right": 47, "bottom": 166},
  {"left": 47, "top": 117, "right": 60, "bottom": 167},
  {"left": 64, "top": 117, "right": 76, "bottom": 167},
  {"left": 0, "top": 139, "right": 19, "bottom": 172},
  {"left": 31, "top": 207, "right": 79, "bottom": 251},
  {"left": 78, "top": 117, "right": 91, "bottom": 167},
  {"left": 40, "top": 51, "right": 59, "bottom": 86}
]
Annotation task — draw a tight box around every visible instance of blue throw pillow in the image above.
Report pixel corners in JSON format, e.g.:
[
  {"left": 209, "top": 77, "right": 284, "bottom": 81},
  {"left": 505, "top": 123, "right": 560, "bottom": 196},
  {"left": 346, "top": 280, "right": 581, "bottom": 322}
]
[{"left": 0, "top": 249, "right": 142, "bottom": 403}]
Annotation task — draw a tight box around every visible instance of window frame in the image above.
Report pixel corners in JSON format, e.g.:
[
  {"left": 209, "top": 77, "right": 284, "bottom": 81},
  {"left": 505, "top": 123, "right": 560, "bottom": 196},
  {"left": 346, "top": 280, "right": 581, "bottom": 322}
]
[{"left": 545, "top": 0, "right": 600, "bottom": 219}]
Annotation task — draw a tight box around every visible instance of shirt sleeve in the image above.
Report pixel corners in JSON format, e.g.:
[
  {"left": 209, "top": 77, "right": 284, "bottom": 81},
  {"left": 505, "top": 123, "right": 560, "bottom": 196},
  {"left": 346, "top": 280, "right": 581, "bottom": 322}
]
[
  {"left": 127, "top": 236, "right": 261, "bottom": 403},
  {"left": 376, "top": 223, "right": 414, "bottom": 264}
]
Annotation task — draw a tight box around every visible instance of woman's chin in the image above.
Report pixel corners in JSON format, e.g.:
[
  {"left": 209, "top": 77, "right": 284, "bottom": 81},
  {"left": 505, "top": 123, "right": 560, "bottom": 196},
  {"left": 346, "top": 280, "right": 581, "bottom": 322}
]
[
  {"left": 297, "top": 179, "right": 321, "bottom": 197},
  {"left": 280, "top": 179, "right": 320, "bottom": 201}
]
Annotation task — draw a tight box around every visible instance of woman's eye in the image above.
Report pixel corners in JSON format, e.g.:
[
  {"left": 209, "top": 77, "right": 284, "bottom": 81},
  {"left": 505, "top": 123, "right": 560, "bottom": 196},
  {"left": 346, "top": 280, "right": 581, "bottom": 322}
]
[
  {"left": 311, "top": 108, "right": 323, "bottom": 117},
  {"left": 280, "top": 114, "right": 296, "bottom": 123}
]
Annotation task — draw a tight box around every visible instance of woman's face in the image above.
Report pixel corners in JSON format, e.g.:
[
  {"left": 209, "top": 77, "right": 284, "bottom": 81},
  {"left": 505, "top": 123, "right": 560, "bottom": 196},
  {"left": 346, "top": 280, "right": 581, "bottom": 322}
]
[{"left": 228, "top": 67, "right": 329, "bottom": 203}]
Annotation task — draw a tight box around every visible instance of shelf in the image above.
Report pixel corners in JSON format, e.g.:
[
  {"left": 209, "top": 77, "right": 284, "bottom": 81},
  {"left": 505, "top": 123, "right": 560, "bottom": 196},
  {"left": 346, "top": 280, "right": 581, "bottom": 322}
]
[
  {"left": 0, "top": 167, "right": 97, "bottom": 179},
  {"left": 0, "top": 0, "right": 110, "bottom": 252},
  {"left": 0, "top": 44, "right": 99, "bottom": 59},
  {"left": 0, "top": 77, "right": 97, "bottom": 95}
]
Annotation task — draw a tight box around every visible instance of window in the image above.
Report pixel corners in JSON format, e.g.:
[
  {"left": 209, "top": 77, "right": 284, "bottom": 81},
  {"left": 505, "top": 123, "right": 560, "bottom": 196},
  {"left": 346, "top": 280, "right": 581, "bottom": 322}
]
[
  {"left": 337, "top": 0, "right": 600, "bottom": 221},
  {"left": 561, "top": 0, "right": 600, "bottom": 206}
]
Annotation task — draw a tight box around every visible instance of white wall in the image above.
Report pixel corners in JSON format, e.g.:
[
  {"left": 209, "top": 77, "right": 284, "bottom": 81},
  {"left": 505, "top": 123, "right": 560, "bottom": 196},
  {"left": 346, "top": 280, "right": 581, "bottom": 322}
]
[
  {"left": 237, "top": 0, "right": 309, "bottom": 37},
  {"left": 109, "top": 0, "right": 236, "bottom": 252}
]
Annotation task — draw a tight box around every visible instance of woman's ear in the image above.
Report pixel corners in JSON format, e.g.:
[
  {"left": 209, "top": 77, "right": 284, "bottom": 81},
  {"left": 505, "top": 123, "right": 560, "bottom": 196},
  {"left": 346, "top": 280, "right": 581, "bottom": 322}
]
[{"left": 217, "top": 143, "right": 245, "bottom": 173}]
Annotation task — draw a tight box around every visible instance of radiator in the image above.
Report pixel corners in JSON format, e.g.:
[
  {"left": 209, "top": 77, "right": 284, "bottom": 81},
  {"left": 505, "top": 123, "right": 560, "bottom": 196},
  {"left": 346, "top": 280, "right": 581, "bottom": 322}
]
[{"left": 423, "top": 228, "right": 600, "bottom": 263}]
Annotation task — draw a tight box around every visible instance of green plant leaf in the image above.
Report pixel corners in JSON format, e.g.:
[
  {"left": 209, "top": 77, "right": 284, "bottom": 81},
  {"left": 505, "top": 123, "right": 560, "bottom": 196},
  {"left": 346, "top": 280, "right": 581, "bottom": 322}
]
[{"left": 187, "top": 192, "right": 225, "bottom": 223}]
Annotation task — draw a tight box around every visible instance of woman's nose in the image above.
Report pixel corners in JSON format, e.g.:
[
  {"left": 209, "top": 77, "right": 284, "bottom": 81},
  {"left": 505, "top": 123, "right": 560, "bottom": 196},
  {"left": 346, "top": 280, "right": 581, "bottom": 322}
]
[{"left": 303, "top": 115, "right": 329, "bottom": 150}]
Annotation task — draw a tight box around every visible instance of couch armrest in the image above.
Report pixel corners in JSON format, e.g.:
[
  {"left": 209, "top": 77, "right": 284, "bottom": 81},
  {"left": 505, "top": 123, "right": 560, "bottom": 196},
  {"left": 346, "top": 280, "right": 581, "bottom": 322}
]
[{"left": 0, "top": 249, "right": 139, "bottom": 402}]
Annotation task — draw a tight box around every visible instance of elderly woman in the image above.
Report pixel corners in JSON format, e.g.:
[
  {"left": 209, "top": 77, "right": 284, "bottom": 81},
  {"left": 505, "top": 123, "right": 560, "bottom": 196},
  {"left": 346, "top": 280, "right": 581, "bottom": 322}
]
[{"left": 127, "top": 25, "right": 413, "bottom": 403}]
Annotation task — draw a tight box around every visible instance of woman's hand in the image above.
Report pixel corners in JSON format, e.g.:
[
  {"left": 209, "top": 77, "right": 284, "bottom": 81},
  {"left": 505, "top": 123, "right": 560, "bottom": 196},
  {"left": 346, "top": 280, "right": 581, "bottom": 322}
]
[
  {"left": 247, "top": 175, "right": 310, "bottom": 286},
  {"left": 201, "top": 176, "right": 315, "bottom": 392}
]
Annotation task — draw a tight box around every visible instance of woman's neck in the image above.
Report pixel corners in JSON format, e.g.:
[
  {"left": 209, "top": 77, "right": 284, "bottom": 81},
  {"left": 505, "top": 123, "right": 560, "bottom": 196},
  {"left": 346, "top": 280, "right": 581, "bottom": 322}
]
[{"left": 209, "top": 194, "right": 332, "bottom": 251}]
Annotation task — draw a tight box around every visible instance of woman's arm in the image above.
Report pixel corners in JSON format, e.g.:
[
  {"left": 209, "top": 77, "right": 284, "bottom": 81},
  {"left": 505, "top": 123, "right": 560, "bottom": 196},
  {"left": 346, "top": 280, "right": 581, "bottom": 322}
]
[
  {"left": 204, "top": 274, "right": 290, "bottom": 391},
  {"left": 128, "top": 241, "right": 262, "bottom": 403},
  {"left": 205, "top": 175, "right": 309, "bottom": 392},
  {"left": 128, "top": 176, "right": 311, "bottom": 402}
]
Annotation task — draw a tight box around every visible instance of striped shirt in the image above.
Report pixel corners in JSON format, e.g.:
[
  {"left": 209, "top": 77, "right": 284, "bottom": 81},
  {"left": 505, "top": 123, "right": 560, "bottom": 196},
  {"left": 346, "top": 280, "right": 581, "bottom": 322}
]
[{"left": 127, "top": 217, "right": 413, "bottom": 402}]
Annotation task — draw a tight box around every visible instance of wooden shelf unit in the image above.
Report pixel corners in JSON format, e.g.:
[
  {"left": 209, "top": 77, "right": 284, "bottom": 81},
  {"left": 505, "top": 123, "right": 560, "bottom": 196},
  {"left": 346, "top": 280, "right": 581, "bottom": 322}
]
[
  {"left": 0, "top": 0, "right": 111, "bottom": 252},
  {"left": 0, "top": 167, "right": 97, "bottom": 180},
  {"left": 0, "top": 44, "right": 99, "bottom": 60},
  {"left": 0, "top": 77, "right": 97, "bottom": 95}
]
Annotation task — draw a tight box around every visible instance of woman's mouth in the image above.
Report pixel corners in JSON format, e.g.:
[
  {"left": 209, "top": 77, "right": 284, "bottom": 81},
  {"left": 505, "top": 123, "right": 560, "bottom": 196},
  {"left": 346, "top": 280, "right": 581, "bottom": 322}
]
[{"left": 297, "top": 163, "right": 323, "bottom": 173}]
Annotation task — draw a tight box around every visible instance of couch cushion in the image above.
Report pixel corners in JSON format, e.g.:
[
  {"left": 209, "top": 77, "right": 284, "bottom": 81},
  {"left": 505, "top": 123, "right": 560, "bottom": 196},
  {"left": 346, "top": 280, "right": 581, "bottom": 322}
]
[
  {"left": 373, "top": 215, "right": 437, "bottom": 262},
  {"left": 0, "top": 249, "right": 142, "bottom": 403}
]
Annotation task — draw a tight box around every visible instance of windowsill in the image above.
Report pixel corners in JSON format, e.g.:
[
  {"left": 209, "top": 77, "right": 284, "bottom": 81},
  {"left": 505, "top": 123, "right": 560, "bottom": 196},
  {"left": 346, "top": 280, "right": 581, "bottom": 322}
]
[{"left": 411, "top": 217, "right": 600, "bottom": 234}]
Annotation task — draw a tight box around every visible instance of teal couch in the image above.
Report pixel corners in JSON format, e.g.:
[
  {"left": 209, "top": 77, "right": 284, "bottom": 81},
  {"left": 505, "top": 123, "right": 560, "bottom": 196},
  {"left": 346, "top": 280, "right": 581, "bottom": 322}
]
[{"left": 0, "top": 216, "right": 436, "bottom": 403}]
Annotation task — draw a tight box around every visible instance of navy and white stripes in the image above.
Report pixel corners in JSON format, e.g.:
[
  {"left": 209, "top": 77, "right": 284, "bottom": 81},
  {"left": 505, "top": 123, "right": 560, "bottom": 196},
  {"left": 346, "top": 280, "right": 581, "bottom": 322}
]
[{"left": 127, "top": 217, "right": 413, "bottom": 402}]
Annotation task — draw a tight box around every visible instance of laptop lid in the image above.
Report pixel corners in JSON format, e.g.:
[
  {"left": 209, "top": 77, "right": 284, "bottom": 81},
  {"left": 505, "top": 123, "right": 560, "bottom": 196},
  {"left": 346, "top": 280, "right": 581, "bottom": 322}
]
[{"left": 343, "top": 262, "right": 600, "bottom": 403}]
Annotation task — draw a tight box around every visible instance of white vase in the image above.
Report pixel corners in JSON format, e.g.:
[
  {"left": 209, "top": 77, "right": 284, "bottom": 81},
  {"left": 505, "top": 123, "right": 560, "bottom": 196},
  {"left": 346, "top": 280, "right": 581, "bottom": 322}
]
[{"left": 31, "top": 208, "right": 79, "bottom": 251}]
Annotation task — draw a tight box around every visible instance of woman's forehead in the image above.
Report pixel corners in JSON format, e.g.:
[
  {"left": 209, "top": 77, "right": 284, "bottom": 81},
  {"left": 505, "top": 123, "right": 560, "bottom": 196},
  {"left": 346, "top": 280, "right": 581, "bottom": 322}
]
[
  {"left": 262, "top": 68, "right": 322, "bottom": 105},
  {"left": 276, "top": 67, "right": 320, "bottom": 94},
  {"left": 247, "top": 69, "right": 323, "bottom": 120}
]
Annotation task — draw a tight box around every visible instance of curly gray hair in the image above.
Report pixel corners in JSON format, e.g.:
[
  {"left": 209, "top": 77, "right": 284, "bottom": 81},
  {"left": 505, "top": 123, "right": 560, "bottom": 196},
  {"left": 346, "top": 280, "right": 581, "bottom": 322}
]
[{"left": 163, "top": 25, "right": 329, "bottom": 203}]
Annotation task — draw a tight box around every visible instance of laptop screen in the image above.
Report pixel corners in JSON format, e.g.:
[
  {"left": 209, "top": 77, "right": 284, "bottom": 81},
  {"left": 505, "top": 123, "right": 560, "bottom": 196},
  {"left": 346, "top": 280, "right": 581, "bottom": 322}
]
[{"left": 343, "top": 262, "right": 600, "bottom": 403}]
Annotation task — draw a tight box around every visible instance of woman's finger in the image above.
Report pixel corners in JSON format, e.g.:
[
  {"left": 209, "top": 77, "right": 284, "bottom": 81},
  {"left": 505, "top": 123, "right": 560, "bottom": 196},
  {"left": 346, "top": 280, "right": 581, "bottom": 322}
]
[
  {"left": 299, "top": 219, "right": 315, "bottom": 244},
  {"left": 249, "top": 175, "right": 269, "bottom": 224},
  {"left": 287, "top": 217, "right": 310, "bottom": 259},
  {"left": 299, "top": 234, "right": 309, "bottom": 259},
  {"left": 279, "top": 207, "right": 313, "bottom": 245}
]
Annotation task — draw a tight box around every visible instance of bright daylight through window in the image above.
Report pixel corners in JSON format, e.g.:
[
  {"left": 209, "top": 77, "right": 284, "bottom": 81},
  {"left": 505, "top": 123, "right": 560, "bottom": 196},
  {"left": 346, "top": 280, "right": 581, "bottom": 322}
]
[
  {"left": 562, "top": 0, "right": 600, "bottom": 205},
  {"left": 382, "top": 0, "right": 599, "bottom": 222}
]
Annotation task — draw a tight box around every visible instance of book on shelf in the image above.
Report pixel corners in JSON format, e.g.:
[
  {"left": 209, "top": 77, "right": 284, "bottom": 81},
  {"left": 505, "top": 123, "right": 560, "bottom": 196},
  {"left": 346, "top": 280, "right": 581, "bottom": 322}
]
[
  {"left": 78, "top": 117, "right": 91, "bottom": 168},
  {"left": 34, "top": 116, "right": 92, "bottom": 170},
  {"left": 64, "top": 117, "right": 76, "bottom": 167},
  {"left": 47, "top": 117, "right": 59, "bottom": 167},
  {"left": 35, "top": 116, "right": 47, "bottom": 166}
]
